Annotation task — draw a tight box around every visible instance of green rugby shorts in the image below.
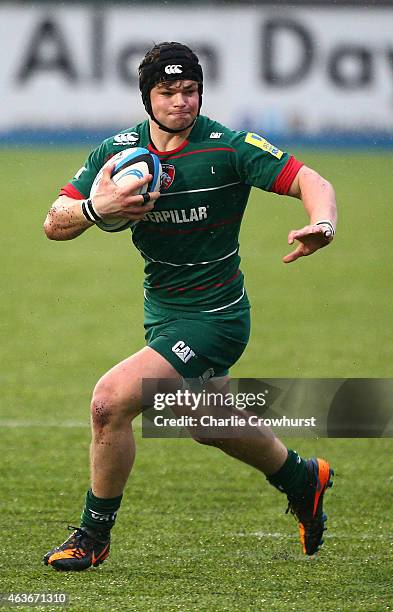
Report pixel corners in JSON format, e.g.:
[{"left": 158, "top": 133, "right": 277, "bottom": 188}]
[{"left": 144, "top": 298, "right": 250, "bottom": 380}]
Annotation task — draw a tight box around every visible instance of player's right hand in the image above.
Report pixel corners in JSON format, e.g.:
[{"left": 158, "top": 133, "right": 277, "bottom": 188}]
[{"left": 91, "top": 163, "right": 160, "bottom": 220}]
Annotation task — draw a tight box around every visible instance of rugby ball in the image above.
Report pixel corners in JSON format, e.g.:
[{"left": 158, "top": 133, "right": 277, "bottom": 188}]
[{"left": 90, "top": 147, "right": 161, "bottom": 232}]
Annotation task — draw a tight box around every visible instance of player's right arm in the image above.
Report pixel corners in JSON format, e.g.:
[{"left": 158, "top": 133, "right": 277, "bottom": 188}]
[
  {"left": 44, "top": 162, "right": 158, "bottom": 241},
  {"left": 44, "top": 195, "right": 93, "bottom": 241}
]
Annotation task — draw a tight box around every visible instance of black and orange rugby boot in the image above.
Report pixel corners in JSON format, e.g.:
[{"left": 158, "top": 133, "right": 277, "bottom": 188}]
[
  {"left": 43, "top": 525, "right": 110, "bottom": 571},
  {"left": 286, "top": 458, "right": 334, "bottom": 556}
]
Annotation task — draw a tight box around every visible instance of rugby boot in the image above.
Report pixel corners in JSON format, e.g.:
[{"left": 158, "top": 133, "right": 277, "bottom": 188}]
[
  {"left": 286, "top": 457, "right": 334, "bottom": 555},
  {"left": 43, "top": 525, "right": 110, "bottom": 571}
]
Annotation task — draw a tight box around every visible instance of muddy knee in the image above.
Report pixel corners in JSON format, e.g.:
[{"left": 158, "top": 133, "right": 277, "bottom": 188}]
[{"left": 91, "top": 376, "right": 140, "bottom": 429}]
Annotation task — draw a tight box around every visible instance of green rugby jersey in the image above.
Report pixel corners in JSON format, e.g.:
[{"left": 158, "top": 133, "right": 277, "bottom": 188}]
[{"left": 60, "top": 115, "right": 303, "bottom": 311}]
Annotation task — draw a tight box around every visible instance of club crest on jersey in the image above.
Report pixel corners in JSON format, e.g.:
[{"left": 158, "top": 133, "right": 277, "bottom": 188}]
[
  {"left": 245, "top": 132, "right": 283, "bottom": 159},
  {"left": 160, "top": 164, "right": 176, "bottom": 190}
]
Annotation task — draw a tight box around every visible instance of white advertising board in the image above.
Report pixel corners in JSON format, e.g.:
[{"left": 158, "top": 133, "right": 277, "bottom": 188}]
[{"left": 1, "top": 4, "right": 393, "bottom": 133}]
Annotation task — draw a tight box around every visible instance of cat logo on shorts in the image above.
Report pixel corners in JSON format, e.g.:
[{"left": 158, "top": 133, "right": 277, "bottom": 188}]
[{"left": 171, "top": 340, "right": 195, "bottom": 363}]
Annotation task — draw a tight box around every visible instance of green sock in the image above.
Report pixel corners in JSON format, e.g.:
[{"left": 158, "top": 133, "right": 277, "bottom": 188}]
[
  {"left": 80, "top": 489, "right": 123, "bottom": 533},
  {"left": 267, "top": 449, "right": 308, "bottom": 498}
]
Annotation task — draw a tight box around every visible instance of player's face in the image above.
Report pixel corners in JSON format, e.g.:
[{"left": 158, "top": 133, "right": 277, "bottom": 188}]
[{"left": 150, "top": 80, "right": 199, "bottom": 130}]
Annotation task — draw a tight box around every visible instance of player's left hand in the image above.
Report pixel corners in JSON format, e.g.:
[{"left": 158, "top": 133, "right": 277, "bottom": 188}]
[{"left": 283, "top": 224, "right": 333, "bottom": 264}]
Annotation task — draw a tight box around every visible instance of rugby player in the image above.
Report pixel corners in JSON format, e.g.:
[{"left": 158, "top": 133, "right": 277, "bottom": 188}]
[{"left": 43, "top": 42, "right": 337, "bottom": 571}]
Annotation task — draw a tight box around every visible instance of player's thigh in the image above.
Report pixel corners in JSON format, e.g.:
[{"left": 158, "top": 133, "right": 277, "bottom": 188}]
[{"left": 92, "top": 346, "right": 182, "bottom": 420}]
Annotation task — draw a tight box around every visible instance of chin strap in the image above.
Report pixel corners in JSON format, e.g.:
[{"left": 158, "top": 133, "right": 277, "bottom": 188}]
[{"left": 151, "top": 114, "right": 197, "bottom": 134}]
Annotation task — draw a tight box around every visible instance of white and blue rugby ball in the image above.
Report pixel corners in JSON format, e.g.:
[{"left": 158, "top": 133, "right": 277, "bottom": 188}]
[{"left": 90, "top": 147, "right": 161, "bottom": 232}]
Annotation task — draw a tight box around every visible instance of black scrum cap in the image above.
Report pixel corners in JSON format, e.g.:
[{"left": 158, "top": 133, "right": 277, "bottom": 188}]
[{"left": 138, "top": 42, "right": 203, "bottom": 132}]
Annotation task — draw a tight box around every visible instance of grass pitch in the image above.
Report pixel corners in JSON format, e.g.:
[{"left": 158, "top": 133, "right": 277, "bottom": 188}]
[{"left": 1, "top": 149, "right": 393, "bottom": 611}]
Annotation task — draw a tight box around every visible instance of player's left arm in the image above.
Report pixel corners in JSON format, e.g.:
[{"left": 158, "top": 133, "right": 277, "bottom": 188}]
[{"left": 283, "top": 165, "right": 337, "bottom": 264}]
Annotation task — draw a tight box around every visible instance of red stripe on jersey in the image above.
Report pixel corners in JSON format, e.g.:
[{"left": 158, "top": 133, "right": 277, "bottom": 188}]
[
  {"left": 148, "top": 140, "right": 235, "bottom": 160},
  {"left": 148, "top": 140, "right": 189, "bottom": 156},
  {"left": 169, "top": 147, "right": 235, "bottom": 160},
  {"left": 139, "top": 214, "right": 243, "bottom": 236},
  {"left": 59, "top": 183, "right": 85, "bottom": 199},
  {"left": 271, "top": 156, "right": 304, "bottom": 195},
  {"left": 166, "top": 269, "right": 241, "bottom": 294},
  {"left": 212, "top": 269, "right": 241, "bottom": 289}
]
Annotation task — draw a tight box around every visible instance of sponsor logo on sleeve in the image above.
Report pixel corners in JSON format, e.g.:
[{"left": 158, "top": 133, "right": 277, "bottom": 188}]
[
  {"left": 113, "top": 132, "right": 140, "bottom": 146},
  {"left": 245, "top": 132, "right": 283, "bottom": 159},
  {"left": 210, "top": 132, "right": 223, "bottom": 139}
]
